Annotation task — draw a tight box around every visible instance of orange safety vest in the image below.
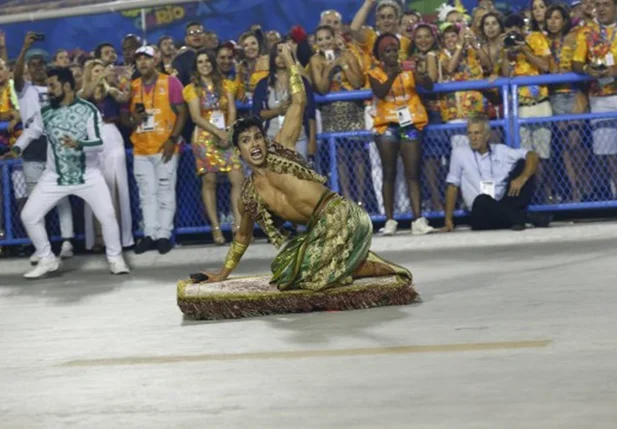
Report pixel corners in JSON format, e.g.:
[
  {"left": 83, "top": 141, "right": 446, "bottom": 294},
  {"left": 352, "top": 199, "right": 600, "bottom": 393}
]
[{"left": 130, "top": 73, "right": 178, "bottom": 156}]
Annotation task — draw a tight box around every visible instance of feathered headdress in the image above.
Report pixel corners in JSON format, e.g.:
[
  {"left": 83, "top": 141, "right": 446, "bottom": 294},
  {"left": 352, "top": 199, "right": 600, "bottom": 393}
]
[{"left": 436, "top": 1, "right": 471, "bottom": 24}]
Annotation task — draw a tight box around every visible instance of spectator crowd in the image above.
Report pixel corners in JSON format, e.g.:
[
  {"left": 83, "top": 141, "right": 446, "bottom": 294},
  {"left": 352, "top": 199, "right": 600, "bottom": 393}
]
[{"left": 0, "top": 0, "right": 616, "bottom": 261}]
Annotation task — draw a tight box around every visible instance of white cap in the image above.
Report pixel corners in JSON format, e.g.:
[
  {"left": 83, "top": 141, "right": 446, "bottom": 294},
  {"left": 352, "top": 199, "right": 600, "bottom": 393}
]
[{"left": 135, "top": 46, "right": 155, "bottom": 58}]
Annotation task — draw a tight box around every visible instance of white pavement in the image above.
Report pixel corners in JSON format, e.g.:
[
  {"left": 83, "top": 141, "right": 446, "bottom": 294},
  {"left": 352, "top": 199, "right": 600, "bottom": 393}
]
[{"left": 1, "top": 223, "right": 617, "bottom": 428}]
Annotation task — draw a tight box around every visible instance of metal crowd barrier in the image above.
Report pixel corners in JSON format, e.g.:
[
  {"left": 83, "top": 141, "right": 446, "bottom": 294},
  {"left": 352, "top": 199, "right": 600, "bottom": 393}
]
[{"left": 1, "top": 73, "right": 617, "bottom": 247}]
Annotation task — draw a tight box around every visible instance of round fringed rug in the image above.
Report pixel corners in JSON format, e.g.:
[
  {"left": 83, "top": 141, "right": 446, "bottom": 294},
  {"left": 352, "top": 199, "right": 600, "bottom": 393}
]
[{"left": 177, "top": 275, "right": 419, "bottom": 320}]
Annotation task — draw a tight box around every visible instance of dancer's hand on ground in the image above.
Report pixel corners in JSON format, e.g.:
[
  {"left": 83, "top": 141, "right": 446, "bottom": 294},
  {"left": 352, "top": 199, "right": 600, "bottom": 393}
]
[
  {"left": 441, "top": 218, "right": 455, "bottom": 232},
  {"left": 191, "top": 270, "right": 228, "bottom": 283}
]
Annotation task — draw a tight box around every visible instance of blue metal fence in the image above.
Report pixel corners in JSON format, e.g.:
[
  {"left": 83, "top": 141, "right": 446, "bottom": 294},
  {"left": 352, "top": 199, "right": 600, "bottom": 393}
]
[{"left": 1, "top": 73, "right": 616, "bottom": 247}]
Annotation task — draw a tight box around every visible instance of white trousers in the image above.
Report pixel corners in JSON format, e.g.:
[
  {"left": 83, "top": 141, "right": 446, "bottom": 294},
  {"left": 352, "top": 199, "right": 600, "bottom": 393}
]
[
  {"left": 21, "top": 170, "right": 122, "bottom": 261},
  {"left": 133, "top": 153, "right": 178, "bottom": 240},
  {"left": 84, "top": 123, "right": 134, "bottom": 249},
  {"left": 22, "top": 160, "right": 74, "bottom": 239}
]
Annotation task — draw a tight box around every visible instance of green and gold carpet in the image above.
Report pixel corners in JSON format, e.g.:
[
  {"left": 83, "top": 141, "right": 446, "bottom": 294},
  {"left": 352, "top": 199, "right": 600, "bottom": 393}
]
[{"left": 177, "top": 275, "right": 419, "bottom": 320}]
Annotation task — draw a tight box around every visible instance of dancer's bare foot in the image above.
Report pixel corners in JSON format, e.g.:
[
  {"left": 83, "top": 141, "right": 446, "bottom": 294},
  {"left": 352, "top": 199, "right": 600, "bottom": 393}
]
[{"left": 352, "top": 259, "right": 396, "bottom": 279}]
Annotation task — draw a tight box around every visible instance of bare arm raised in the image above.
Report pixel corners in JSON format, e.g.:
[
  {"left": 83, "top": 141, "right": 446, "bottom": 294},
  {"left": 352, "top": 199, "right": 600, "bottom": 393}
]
[{"left": 274, "top": 43, "right": 307, "bottom": 150}]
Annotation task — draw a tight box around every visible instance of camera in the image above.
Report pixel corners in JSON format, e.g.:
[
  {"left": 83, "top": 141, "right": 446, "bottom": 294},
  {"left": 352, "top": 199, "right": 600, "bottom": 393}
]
[
  {"left": 504, "top": 32, "right": 524, "bottom": 48},
  {"left": 33, "top": 33, "right": 45, "bottom": 42},
  {"left": 135, "top": 103, "right": 145, "bottom": 114}
]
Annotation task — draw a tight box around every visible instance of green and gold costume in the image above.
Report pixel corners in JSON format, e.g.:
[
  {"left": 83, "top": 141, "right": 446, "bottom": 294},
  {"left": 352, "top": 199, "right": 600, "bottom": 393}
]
[{"left": 241, "top": 142, "right": 412, "bottom": 292}]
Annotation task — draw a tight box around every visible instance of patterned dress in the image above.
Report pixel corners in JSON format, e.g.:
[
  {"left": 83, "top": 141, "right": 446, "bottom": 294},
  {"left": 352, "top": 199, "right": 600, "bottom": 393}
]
[{"left": 183, "top": 81, "right": 242, "bottom": 175}]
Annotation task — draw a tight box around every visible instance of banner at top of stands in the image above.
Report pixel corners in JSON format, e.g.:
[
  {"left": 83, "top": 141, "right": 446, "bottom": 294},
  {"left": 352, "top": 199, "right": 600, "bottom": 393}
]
[{"left": 0, "top": 0, "right": 518, "bottom": 59}]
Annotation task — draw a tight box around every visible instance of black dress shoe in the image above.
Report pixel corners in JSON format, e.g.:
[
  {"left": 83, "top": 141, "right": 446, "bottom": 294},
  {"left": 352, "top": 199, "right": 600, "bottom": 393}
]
[
  {"left": 527, "top": 213, "right": 553, "bottom": 228},
  {"left": 511, "top": 223, "right": 526, "bottom": 231},
  {"left": 134, "top": 236, "right": 155, "bottom": 254},
  {"left": 156, "top": 238, "right": 173, "bottom": 255}
]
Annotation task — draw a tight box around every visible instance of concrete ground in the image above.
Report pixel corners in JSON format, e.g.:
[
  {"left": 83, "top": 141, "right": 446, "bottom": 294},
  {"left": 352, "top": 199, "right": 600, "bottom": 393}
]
[{"left": 1, "top": 223, "right": 617, "bottom": 428}]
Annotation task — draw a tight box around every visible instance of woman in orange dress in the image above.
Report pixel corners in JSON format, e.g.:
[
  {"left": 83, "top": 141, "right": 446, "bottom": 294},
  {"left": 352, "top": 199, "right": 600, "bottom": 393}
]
[{"left": 183, "top": 49, "right": 244, "bottom": 244}]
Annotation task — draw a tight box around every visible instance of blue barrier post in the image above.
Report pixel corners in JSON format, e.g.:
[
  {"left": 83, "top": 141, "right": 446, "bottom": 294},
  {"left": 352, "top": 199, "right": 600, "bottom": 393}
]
[
  {"left": 510, "top": 84, "right": 520, "bottom": 149},
  {"left": 328, "top": 137, "right": 340, "bottom": 193},
  {"left": 2, "top": 160, "right": 12, "bottom": 242},
  {"left": 501, "top": 83, "right": 511, "bottom": 146}
]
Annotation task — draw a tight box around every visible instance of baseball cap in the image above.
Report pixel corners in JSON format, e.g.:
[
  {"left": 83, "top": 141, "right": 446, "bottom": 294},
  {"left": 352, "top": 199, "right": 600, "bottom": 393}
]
[
  {"left": 135, "top": 46, "right": 155, "bottom": 58},
  {"left": 25, "top": 48, "right": 49, "bottom": 63}
]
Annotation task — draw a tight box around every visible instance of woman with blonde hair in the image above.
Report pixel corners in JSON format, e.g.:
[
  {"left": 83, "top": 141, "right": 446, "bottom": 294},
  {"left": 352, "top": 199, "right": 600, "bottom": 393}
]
[
  {"left": 183, "top": 49, "right": 243, "bottom": 245},
  {"left": 80, "top": 59, "right": 134, "bottom": 252}
]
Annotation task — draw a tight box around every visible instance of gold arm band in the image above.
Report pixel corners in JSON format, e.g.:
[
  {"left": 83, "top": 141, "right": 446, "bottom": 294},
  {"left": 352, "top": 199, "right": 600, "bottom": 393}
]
[
  {"left": 223, "top": 240, "right": 249, "bottom": 271},
  {"left": 288, "top": 64, "right": 304, "bottom": 96}
]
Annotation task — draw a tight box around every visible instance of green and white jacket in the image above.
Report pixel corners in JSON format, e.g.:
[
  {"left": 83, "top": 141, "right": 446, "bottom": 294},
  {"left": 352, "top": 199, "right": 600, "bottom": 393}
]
[{"left": 40, "top": 98, "right": 104, "bottom": 186}]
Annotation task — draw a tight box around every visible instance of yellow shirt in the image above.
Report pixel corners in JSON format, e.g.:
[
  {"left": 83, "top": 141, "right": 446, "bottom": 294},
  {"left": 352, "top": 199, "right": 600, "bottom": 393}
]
[
  {"left": 511, "top": 31, "right": 550, "bottom": 105},
  {"left": 438, "top": 48, "right": 485, "bottom": 122},
  {"left": 573, "top": 22, "right": 617, "bottom": 97},
  {"left": 367, "top": 67, "right": 428, "bottom": 133}
]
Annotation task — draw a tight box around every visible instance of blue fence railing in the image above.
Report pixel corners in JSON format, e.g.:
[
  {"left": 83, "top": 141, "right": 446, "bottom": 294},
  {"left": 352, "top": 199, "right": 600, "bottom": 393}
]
[{"left": 1, "top": 73, "right": 616, "bottom": 247}]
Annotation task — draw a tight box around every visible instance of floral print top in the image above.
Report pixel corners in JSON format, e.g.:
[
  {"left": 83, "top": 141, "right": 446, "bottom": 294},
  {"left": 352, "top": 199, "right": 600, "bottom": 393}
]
[
  {"left": 510, "top": 31, "right": 551, "bottom": 105},
  {"left": 438, "top": 48, "right": 485, "bottom": 122},
  {"left": 573, "top": 22, "right": 617, "bottom": 97}
]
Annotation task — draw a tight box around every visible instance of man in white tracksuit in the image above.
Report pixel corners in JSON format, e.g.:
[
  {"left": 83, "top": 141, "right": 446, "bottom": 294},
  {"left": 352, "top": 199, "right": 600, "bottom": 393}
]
[{"left": 8, "top": 66, "right": 130, "bottom": 279}]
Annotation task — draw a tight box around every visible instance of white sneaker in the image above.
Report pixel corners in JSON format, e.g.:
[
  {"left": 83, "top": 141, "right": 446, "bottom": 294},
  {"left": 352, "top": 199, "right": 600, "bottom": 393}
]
[
  {"left": 412, "top": 217, "right": 436, "bottom": 235},
  {"left": 382, "top": 219, "right": 398, "bottom": 236},
  {"left": 60, "top": 241, "right": 74, "bottom": 259},
  {"left": 29, "top": 254, "right": 40, "bottom": 266},
  {"left": 109, "top": 257, "right": 130, "bottom": 275},
  {"left": 24, "top": 257, "right": 59, "bottom": 279}
]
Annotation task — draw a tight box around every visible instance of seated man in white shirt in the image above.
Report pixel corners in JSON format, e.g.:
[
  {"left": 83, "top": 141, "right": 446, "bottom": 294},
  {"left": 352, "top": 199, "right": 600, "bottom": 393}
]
[{"left": 443, "top": 114, "right": 552, "bottom": 231}]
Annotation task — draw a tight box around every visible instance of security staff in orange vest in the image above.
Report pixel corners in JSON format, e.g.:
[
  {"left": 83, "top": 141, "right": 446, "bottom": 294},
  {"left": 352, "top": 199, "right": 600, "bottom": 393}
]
[{"left": 123, "top": 46, "right": 187, "bottom": 255}]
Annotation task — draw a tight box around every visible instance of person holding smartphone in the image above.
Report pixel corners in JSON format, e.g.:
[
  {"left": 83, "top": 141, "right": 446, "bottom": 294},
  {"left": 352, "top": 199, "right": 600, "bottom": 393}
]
[
  {"left": 309, "top": 24, "right": 366, "bottom": 204},
  {"left": 368, "top": 33, "right": 435, "bottom": 237}
]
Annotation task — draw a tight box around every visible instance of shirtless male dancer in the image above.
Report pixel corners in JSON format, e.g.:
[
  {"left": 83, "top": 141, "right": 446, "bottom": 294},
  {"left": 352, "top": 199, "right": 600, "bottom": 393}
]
[{"left": 191, "top": 44, "right": 413, "bottom": 292}]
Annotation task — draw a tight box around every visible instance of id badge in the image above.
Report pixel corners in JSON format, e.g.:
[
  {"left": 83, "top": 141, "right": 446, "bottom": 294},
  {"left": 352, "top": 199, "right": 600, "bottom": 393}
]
[
  {"left": 606, "top": 53, "right": 615, "bottom": 67},
  {"left": 396, "top": 106, "right": 413, "bottom": 127},
  {"left": 139, "top": 111, "right": 155, "bottom": 133},
  {"left": 480, "top": 180, "right": 496, "bottom": 199},
  {"left": 210, "top": 110, "right": 226, "bottom": 130}
]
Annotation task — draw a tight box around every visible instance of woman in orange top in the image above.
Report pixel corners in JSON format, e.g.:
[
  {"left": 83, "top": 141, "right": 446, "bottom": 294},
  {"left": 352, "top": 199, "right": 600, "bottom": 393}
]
[
  {"left": 183, "top": 49, "right": 243, "bottom": 244},
  {"left": 368, "top": 33, "right": 435, "bottom": 236}
]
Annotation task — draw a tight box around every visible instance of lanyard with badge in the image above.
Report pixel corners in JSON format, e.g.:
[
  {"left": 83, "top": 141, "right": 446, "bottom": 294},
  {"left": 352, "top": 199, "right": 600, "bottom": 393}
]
[
  {"left": 273, "top": 85, "right": 289, "bottom": 128},
  {"left": 598, "top": 22, "right": 617, "bottom": 85},
  {"left": 474, "top": 149, "right": 496, "bottom": 199},
  {"left": 551, "top": 36, "right": 565, "bottom": 69},
  {"left": 137, "top": 80, "right": 157, "bottom": 133},
  {"left": 390, "top": 72, "right": 413, "bottom": 127}
]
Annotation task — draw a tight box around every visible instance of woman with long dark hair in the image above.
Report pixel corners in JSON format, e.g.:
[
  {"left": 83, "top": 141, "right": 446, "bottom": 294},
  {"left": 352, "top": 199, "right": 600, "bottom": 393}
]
[
  {"left": 183, "top": 49, "right": 243, "bottom": 244},
  {"left": 368, "top": 33, "right": 435, "bottom": 236},
  {"left": 252, "top": 41, "right": 317, "bottom": 160},
  {"left": 546, "top": 3, "right": 590, "bottom": 201}
]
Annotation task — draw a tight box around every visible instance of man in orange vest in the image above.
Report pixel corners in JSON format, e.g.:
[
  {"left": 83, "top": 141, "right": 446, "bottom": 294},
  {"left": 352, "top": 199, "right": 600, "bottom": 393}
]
[{"left": 123, "top": 46, "right": 187, "bottom": 255}]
